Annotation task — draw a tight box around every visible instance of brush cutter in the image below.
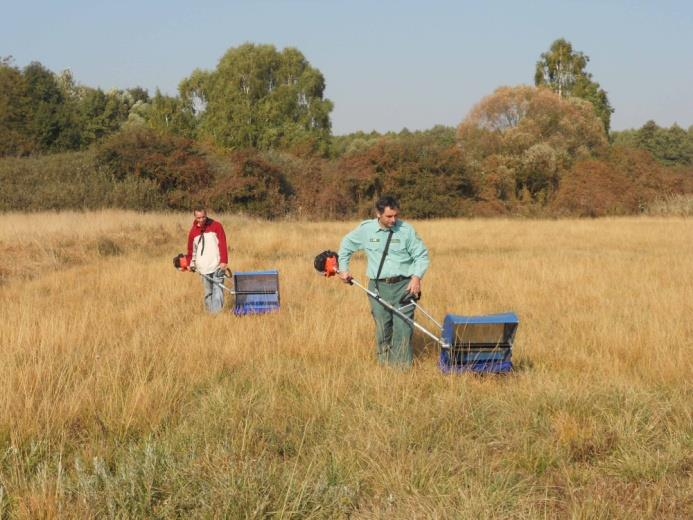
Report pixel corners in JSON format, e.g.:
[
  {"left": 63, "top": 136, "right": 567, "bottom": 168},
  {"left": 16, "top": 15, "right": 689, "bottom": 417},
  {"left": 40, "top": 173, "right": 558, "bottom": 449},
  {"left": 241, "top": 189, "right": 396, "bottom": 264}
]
[
  {"left": 313, "top": 250, "right": 518, "bottom": 373},
  {"left": 173, "top": 253, "right": 280, "bottom": 315}
]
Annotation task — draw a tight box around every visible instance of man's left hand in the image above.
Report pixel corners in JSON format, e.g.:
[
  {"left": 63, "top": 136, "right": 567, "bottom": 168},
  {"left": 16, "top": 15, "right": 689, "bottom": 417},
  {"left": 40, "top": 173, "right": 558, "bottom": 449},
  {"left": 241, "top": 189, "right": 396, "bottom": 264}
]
[{"left": 407, "top": 276, "right": 421, "bottom": 296}]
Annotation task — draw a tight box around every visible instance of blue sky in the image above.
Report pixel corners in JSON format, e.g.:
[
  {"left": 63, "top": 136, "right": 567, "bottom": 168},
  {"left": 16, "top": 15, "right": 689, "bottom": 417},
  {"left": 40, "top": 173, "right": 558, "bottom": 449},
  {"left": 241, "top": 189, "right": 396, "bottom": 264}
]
[{"left": 2, "top": 0, "right": 691, "bottom": 134}]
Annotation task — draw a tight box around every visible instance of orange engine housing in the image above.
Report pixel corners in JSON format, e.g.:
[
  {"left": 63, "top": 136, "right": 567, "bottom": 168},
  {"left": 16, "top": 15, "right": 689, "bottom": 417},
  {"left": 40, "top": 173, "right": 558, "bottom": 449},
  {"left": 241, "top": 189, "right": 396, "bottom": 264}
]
[{"left": 324, "top": 255, "right": 338, "bottom": 277}]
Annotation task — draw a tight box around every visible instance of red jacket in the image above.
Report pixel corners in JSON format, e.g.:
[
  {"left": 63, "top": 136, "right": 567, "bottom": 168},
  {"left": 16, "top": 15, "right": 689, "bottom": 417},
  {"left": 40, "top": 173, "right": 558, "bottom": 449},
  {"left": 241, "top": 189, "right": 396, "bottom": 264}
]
[{"left": 186, "top": 218, "right": 228, "bottom": 274}]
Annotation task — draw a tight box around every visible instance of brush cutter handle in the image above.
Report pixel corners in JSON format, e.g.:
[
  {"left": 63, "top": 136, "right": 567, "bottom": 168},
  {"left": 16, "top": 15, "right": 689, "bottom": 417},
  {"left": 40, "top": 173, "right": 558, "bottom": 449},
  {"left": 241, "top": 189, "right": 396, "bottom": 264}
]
[
  {"left": 399, "top": 291, "right": 421, "bottom": 305},
  {"left": 338, "top": 271, "right": 354, "bottom": 284},
  {"left": 198, "top": 271, "right": 236, "bottom": 294}
]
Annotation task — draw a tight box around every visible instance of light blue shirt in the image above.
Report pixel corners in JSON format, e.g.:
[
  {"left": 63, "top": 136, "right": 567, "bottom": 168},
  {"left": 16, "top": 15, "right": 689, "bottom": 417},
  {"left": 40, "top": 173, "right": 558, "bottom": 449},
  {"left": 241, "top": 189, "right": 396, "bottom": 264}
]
[{"left": 338, "top": 219, "right": 429, "bottom": 279}]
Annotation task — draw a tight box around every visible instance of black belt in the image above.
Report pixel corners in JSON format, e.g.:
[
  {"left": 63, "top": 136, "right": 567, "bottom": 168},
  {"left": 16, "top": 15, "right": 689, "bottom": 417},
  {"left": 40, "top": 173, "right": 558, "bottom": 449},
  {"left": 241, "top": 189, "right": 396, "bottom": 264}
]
[{"left": 374, "top": 275, "right": 410, "bottom": 284}]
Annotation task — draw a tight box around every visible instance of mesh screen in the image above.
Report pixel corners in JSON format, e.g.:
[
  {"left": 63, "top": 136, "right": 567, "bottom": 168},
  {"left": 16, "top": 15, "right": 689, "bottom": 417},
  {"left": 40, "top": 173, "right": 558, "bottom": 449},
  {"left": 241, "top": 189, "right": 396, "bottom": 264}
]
[
  {"left": 452, "top": 323, "right": 514, "bottom": 348},
  {"left": 234, "top": 273, "right": 279, "bottom": 293},
  {"left": 232, "top": 271, "right": 280, "bottom": 316}
]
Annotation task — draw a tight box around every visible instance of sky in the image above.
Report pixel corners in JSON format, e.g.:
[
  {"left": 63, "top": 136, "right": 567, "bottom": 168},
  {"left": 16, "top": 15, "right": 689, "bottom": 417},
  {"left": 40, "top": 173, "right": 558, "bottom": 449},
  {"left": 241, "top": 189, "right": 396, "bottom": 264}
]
[{"left": 2, "top": 0, "right": 692, "bottom": 135}]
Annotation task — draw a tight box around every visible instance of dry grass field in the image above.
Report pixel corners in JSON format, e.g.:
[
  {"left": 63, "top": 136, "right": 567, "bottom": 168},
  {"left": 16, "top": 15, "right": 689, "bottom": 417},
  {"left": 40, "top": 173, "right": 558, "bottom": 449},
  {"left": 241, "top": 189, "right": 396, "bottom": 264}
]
[{"left": 0, "top": 211, "right": 691, "bottom": 518}]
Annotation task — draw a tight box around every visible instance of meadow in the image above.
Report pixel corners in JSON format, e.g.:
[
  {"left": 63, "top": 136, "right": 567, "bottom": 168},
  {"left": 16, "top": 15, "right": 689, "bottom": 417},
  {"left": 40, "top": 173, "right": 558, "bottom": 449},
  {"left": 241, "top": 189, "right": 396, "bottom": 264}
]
[{"left": 0, "top": 211, "right": 691, "bottom": 518}]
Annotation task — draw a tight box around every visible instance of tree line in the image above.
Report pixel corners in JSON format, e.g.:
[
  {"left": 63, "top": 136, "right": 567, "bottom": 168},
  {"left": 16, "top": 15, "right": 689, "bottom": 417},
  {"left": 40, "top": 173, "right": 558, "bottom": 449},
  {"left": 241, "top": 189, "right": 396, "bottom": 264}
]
[
  {"left": 0, "top": 58, "right": 148, "bottom": 156},
  {"left": 1, "top": 40, "right": 691, "bottom": 218}
]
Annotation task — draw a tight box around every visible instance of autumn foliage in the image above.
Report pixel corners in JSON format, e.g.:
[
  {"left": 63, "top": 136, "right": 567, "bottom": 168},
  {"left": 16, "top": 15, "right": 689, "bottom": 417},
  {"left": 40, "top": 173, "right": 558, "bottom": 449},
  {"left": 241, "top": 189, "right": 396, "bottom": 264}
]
[
  {"left": 552, "top": 147, "right": 690, "bottom": 216},
  {"left": 457, "top": 85, "right": 609, "bottom": 207},
  {"left": 2, "top": 84, "right": 691, "bottom": 218},
  {"left": 95, "top": 127, "right": 212, "bottom": 209}
]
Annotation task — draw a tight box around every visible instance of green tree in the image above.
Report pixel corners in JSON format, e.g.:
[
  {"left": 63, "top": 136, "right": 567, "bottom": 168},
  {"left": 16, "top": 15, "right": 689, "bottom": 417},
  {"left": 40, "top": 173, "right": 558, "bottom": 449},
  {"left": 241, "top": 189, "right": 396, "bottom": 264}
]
[
  {"left": 53, "top": 69, "right": 148, "bottom": 147},
  {"left": 126, "top": 86, "right": 150, "bottom": 105},
  {"left": 535, "top": 38, "right": 614, "bottom": 133},
  {"left": 610, "top": 128, "right": 638, "bottom": 148},
  {"left": 1, "top": 60, "right": 150, "bottom": 155},
  {"left": 0, "top": 57, "right": 32, "bottom": 156},
  {"left": 22, "top": 61, "right": 78, "bottom": 152},
  {"left": 77, "top": 88, "right": 115, "bottom": 145},
  {"left": 145, "top": 89, "right": 197, "bottom": 137},
  {"left": 179, "top": 43, "right": 333, "bottom": 151},
  {"left": 633, "top": 120, "right": 693, "bottom": 166}
]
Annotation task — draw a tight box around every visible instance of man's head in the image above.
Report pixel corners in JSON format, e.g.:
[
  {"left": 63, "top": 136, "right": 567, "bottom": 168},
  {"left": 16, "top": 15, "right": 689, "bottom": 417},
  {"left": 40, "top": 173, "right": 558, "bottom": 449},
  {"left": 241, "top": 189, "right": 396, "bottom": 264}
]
[
  {"left": 375, "top": 195, "right": 400, "bottom": 229},
  {"left": 193, "top": 207, "right": 208, "bottom": 228}
]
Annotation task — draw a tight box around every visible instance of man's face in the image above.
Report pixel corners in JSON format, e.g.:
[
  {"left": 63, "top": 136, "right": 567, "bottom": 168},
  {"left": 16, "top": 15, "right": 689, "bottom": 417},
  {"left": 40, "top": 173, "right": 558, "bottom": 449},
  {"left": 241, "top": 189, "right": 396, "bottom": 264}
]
[
  {"left": 376, "top": 206, "right": 399, "bottom": 229},
  {"left": 194, "top": 211, "right": 207, "bottom": 227}
]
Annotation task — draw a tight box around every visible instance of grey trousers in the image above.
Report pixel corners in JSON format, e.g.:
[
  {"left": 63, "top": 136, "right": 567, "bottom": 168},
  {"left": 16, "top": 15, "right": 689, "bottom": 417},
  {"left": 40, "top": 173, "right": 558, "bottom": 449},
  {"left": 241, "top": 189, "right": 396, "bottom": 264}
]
[{"left": 367, "top": 278, "right": 414, "bottom": 367}]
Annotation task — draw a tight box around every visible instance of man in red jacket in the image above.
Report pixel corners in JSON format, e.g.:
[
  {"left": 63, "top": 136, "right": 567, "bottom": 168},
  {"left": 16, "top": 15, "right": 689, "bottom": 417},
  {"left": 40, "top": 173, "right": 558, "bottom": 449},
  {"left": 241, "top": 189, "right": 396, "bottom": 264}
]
[{"left": 186, "top": 207, "right": 228, "bottom": 313}]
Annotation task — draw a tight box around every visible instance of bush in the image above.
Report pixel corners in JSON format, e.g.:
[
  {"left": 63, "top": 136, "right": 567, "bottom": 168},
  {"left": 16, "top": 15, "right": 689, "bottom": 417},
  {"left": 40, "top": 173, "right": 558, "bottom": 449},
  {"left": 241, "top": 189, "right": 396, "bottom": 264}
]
[
  {"left": 0, "top": 150, "right": 166, "bottom": 211},
  {"left": 550, "top": 148, "right": 669, "bottom": 217},
  {"left": 201, "top": 151, "right": 295, "bottom": 219},
  {"left": 334, "top": 134, "right": 476, "bottom": 218},
  {"left": 95, "top": 127, "right": 212, "bottom": 208},
  {"left": 1, "top": 125, "right": 690, "bottom": 219}
]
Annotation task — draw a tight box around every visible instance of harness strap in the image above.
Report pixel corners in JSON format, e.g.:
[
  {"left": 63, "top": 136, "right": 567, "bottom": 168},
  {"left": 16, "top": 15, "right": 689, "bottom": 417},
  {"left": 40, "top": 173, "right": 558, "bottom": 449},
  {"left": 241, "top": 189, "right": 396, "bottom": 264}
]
[
  {"left": 374, "top": 229, "right": 393, "bottom": 295},
  {"left": 198, "top": 218, "right": 210, "bottom": 256}
]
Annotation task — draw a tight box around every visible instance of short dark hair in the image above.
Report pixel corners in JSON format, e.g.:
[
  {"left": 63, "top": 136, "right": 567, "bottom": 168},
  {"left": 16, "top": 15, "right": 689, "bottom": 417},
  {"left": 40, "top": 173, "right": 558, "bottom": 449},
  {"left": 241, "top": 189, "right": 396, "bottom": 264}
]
[
  {"left": 193, "top": 206, "right": 207, "bottom": 215},
  {"left": 375, "top": 195, "right": 399, "bottom": 213}
]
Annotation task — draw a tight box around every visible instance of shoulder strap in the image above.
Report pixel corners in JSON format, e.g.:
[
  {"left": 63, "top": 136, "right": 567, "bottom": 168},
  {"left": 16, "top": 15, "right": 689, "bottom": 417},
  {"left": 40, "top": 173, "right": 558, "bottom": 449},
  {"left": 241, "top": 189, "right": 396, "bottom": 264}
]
[
  {"left": 198, "top": 218, "right": 211, "bottom": 256},
  {"left": 374, "top": 229, "right": 393, "bottom": 295}
]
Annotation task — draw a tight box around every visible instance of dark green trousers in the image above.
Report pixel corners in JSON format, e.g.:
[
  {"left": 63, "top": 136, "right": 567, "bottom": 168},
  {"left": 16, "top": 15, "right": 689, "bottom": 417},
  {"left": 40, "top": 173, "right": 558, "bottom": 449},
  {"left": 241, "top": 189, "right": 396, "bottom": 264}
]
[{"left": 367, "top": 278, "right": 414, "bottom": 367}]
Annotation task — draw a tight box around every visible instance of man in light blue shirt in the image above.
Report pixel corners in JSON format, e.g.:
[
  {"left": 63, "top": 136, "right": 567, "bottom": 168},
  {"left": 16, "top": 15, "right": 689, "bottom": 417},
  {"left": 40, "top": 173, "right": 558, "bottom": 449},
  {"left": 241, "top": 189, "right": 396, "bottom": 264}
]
[{"left": 338, "top": 195, "right": 429, "bottom": 367}]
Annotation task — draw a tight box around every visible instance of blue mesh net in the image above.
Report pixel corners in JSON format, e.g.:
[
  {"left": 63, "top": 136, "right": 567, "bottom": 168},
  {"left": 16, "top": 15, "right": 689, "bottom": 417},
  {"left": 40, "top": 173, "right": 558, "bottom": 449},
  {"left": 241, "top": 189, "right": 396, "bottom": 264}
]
[{"left": 232, "top": 270, "right": 280, "bottom": 316}]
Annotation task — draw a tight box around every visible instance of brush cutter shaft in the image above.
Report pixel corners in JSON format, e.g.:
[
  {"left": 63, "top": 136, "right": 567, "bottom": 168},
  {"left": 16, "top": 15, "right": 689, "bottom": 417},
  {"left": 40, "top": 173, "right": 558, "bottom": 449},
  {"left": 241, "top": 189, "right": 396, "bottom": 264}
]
[
  {"left": 198, "top": 272, "right": 278, "bottom": 296},
  {"left": 312, "top": 250, "right": 448, "bottom": 348},
  {"left": 348, "top": 278, "right": 448, "bottom": 348},
  {"left": 198, "top": 272, "right": 236, "bottom": 295}
]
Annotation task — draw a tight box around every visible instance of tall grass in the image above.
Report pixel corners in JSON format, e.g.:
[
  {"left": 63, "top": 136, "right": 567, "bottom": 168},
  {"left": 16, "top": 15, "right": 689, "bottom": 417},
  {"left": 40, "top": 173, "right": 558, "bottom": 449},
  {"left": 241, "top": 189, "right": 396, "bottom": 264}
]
[{"left": 0, "top": 212, "right": 691, "bottom": 518}]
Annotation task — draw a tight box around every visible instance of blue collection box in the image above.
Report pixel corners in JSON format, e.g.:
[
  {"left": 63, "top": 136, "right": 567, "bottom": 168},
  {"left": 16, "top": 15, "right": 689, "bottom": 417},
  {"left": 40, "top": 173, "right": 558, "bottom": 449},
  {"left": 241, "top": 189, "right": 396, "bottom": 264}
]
[
  {"left": 439, "top": 312, "right": 519, "bottom": 373},
  {"left": 232, "top": 270, "right": 280, "bottom": 316}
]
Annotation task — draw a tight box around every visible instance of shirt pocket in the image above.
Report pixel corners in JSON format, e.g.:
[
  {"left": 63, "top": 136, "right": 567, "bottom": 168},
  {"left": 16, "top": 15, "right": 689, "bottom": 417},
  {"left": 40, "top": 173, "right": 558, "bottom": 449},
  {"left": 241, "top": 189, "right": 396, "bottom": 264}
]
[
  {"left": 365, "top": 239, "right": 381, "bottom": 253},
  {"left": 388, "top": 237, "right": 406, "bottom": 251},
  {"left": 387, "top": 238, "right": 410, "bottom": 262}
]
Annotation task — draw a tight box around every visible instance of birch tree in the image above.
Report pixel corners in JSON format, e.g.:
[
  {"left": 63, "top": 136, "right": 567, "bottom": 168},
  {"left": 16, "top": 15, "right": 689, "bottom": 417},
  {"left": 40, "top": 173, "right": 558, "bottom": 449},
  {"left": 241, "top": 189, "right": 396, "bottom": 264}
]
[{"left": 535, "top": 38, "right": 614, "bottom": 133}]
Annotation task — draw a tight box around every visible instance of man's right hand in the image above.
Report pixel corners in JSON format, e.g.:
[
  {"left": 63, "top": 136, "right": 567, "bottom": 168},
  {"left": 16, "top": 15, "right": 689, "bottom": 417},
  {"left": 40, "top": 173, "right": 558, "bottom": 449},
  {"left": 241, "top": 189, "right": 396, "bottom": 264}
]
[{"left": 337, "top": 271, "right": 353, "bottom": 283}]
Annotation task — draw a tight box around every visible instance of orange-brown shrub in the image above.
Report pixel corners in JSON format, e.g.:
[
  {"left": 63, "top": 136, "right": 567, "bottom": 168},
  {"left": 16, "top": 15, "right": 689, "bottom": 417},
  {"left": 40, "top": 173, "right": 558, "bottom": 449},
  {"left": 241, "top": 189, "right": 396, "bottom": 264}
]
[
  {"left": 551, "top": 148, "right": 671, "bottom": 216},
  {"left": 201, "top": 151, "right": 294, "bottom": 218},
  {"left": 333, "top": 136, "right": 476, "bottom": 218},
  {"left": 95, "top": 127, "right": 212, "bottom": 202}
]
